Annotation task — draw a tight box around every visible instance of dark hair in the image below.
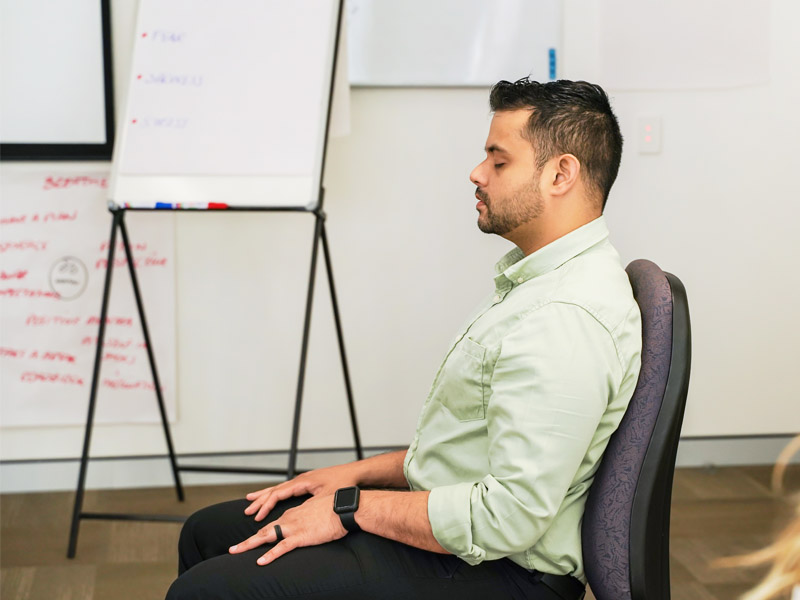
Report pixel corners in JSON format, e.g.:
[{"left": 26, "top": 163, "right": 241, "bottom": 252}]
[{"left": 489, "top": 78, "right": 623, "bottom": 209}]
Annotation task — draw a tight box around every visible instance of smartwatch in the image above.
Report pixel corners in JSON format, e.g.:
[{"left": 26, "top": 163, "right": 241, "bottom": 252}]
[{"left": 333, "top": 486, "right": 361, "bottom": 532}]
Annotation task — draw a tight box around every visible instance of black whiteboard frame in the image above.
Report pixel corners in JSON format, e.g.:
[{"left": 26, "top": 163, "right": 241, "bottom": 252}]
[{"left": 0, "top": 0, "right": 116, "bottom": 161}]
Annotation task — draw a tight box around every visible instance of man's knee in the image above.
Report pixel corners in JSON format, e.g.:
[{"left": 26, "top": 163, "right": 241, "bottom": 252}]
[
  {"left": 178, "top": 506, "right": 203, "bottom": 550},
  {"left": 177, "top": 504, "right": 228, "bottom": 574},
  {"left": 165, "top": 575, "right": 189, "bottom": 600},
  {"left": 165, "top": 574, "right": 229, "bottom": 600}
]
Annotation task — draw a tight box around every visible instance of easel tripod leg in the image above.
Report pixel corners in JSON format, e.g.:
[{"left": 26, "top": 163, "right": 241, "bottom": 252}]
[
  {"left": 118, "top": 213, "right": 184, "bottom": 501},
  {"left": 67, "top": 210, "right": 121, "bottom": 559},
  {"left": 287, "top": 214, "right": 324, "bottom": 479},
  {"left": 320, "top": 222, "right": 363, "bottom": 460}
]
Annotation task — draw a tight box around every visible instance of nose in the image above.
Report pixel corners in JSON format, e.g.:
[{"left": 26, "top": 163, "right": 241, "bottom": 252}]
[{"left": 470, "top": 159, "right": 487, "bottom": 188}]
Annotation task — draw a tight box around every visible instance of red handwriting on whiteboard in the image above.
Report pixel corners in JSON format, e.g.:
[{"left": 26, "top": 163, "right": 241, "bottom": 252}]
[
  {"left": 81, "top": 336, "right": 133, "bottom": 349},
  {"left": 101, "top": 378, "right": 158, "bottom": 391},
  {"left": 43, "top": 211, "right": 78, "bottom": 223},
  {"left": 99, "top": 241, "right": 148, "bottom": 252},
  {"left": 25, "top": 314, "right": 81, "bottom": 326},
  {"left": 0, "top": 288, "right": 58, "bottom": 298},
  {"left": 1, "top": 213, "right": 77, "bottom": 224},
  {"left": 95, "top": 254, "right": 168, "bottom": 269},
  {"left": 86, "top": 316, "right": 133, "bottom": 327},
  {"left": 20, "top": 372, "right": 85, "bottom": 385},
  {"left": 21, "top": 350, "right": 77, "bottom": 363},
  {"left": 1, "top": 349, "right": 78, "bottom": 363},
  {"left": 0, "top": 270, "right": 28, "bottom": 280},
  {"left": 102, "top": 352, "right": 136, "bottom": 365},
  {"left": 0, "top": 241, "right": 48, "bottom": 253},
  {"left": 42, "top": 176, "right": 107, "bottom": 190},
  {"left": 141, "top": 73, "right": 203, "bottom": 86},
  {"left": 0, "top": 347, "right": 25, "bottom": 358}
]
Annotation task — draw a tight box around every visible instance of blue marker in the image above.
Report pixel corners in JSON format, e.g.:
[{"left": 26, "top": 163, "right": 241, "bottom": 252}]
[{"left": 548, "top": 48, "right": 557, "bottom": 80}]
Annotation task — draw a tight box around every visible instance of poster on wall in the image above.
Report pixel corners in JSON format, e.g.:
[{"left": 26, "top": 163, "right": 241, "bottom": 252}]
[{"left": 0, "top": 167, "right": 176, "bottom": 426}]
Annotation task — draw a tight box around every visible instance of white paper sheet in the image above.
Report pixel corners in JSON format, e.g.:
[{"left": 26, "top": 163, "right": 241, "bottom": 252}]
[{"left": 0, "top": 167, "right": 176, "bottom": 426}]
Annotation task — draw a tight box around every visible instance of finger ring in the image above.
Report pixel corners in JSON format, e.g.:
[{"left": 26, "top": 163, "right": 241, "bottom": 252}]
[{"left": 273, "top": 524, "right": 284, "bottom": 542}]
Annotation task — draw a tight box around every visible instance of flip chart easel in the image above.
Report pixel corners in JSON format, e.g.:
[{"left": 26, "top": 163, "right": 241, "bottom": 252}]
[{"left": 68, "top": 0, "right": 362, "bottom": 558}]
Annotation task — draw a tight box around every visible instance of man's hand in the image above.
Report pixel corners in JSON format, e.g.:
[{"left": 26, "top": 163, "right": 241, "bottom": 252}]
[
  {"left": 244, "top": 450, "right": 409, "bottom": 522},
  {"left": 244, "top": 464, "right": 359, "bottom": 522},
  {"left": 229, "top": 493, "right": 346, "bottom": 565}
]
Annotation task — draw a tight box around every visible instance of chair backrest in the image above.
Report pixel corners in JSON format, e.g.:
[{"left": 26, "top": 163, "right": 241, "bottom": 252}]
[{"left": 582, "top": 259, "right": 692, "bottom": 600}]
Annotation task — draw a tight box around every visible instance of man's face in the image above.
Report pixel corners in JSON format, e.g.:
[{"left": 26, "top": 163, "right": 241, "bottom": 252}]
[{"left": 470, "top": 109, "right": 543, "bottom": 236}]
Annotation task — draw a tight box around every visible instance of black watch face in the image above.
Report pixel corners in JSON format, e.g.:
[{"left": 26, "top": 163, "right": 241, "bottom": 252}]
[{"left": 336, "top": 487, "right": 358, "bottom": 511}]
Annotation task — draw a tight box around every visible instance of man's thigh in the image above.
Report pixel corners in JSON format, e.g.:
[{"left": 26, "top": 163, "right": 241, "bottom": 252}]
[
  {"left": 168, "top": 526, "right": 560, "bottom": 600},
  {"left": 178, "top": 495, "right": 310, "bottom": 573}
]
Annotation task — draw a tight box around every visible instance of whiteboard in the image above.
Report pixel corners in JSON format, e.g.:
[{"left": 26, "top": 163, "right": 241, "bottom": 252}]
[
  {"left": 0, "top": 0, "right": 113, "bottom": 158},
  {"left": 110, "top": 0, "right": 342, "bottom": 209},
  {"left": 347, "top": 0, "right": 561, "bottom": 86}
]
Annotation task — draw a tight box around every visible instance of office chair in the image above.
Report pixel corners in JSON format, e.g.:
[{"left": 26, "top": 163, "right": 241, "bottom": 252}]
[{"left": 582, "top": 259, "right": 692, "bottom": 600}]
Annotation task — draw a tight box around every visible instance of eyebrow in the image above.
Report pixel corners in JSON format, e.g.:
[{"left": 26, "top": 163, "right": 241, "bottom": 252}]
[{"left": 485, "top": 144, "right": 510, "bottom": 155}]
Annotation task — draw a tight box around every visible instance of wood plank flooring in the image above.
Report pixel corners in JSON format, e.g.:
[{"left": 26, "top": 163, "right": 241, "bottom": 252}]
[{"left": 1, "top": 465, "right": 797, "bottom": 600}]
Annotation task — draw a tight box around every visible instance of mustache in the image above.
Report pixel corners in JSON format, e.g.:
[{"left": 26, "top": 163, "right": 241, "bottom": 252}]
[{"left": 475, "top": 188, "right": 489, "bottom": 204}]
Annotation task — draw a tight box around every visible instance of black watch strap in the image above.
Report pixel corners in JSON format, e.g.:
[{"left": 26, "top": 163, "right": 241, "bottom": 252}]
[{"left": 338, "top": 509, "right": 360, "bottom": 532}]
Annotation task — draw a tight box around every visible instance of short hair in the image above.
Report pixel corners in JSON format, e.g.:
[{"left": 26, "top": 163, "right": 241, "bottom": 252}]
[{"left": 489, "top": 78, "right": 623, "bottom": 210}]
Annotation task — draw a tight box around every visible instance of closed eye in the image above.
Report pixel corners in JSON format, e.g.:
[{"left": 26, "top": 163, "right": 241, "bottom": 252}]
[{"left": 494, "top": 163, "right": 505, "bottom": 169}]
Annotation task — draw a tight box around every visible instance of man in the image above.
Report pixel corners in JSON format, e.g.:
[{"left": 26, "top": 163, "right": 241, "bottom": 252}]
[{"left": 167, "top": 78, "right": 642, "bottom": 600}]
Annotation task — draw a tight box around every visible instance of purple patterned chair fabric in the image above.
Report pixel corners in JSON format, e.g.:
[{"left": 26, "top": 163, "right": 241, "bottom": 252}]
[{"left": 581, "top": 259, "right": 691, "bottom": 600}]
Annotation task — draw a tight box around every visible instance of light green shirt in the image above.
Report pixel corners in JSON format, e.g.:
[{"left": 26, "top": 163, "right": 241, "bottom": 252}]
[{"left": 403, "top": 216, "right": 642, "bottom": 583}]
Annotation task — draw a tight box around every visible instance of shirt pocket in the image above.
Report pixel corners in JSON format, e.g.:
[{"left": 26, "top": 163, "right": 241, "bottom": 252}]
[{"left": 436, "top": 337, "right": 487, "bottom": 422}]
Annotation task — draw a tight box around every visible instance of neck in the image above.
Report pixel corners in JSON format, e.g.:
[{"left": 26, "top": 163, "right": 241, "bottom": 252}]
[{"left": 507, "top": 211, "right": 600, "bottom": 256}]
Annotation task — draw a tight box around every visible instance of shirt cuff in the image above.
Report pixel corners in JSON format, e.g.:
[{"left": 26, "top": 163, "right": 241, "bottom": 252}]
[{"left": 428, "top": 482, "right": 486, "bottom": 565}]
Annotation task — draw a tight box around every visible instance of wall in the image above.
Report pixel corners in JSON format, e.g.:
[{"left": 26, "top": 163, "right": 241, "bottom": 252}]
[
  {"left": 2, "top": 0, "right": 799, "bottom": 491},
  {"left": 563, "top": 0, "right": 800, "bottom": 437}
]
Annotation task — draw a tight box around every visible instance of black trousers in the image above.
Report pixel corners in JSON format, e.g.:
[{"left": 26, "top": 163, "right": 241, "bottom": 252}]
[{"left": 166, "top": 495, "right": 568, "bottom": 600}]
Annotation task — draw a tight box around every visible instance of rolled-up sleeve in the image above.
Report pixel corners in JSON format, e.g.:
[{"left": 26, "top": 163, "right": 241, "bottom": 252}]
[{"left": 427, "top": 301, "right": 622, "bottom": 564}]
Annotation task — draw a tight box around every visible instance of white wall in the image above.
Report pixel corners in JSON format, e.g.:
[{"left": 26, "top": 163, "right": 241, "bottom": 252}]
[
  {"left": 563, "top": 0, "right": 800, "bottom": 437},
  {"left": 2, "top": 1, "right": 799, "bottom": 487}
]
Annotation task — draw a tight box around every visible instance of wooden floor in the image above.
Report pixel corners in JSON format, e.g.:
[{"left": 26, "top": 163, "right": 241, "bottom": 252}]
[{"left": 1, "top": 465, "right": 797, "bottom": 600}]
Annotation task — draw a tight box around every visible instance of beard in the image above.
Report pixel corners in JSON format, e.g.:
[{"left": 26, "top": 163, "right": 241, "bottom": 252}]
[{"left": 476, "top": 179, "right": 544, "bottom": 236}]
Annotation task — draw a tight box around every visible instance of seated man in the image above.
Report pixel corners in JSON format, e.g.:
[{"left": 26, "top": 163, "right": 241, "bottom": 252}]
[{"left": 166, "top": 78, "right": 642, "bottom": 600}]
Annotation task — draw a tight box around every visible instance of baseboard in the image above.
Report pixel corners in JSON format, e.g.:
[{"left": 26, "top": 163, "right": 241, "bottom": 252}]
[{"left": 675, "top": 434, "right": 799, "bottom": 468}]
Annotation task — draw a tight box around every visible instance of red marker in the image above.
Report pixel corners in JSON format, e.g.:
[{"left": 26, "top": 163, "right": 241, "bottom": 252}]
[
  {"left": 141, "top": 32, "right": 147, "bottom": 38},
  {"left": 132, "top": 119, "right": 137, "bottom": 124},
  {"left": 137, "top": 74, "right": 142, "bottom": 80}
]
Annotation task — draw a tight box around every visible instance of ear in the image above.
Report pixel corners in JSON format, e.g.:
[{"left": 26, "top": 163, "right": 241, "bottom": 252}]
[{"left": 547, "top": 154, "right": 581, "bottom": 197}]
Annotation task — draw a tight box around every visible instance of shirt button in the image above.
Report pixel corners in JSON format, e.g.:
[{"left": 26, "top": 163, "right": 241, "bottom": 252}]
[
  {"left": 517, "top": 277, "right": 524, "bottom": 283},
  {"left": 493, "top": 295, "right": 501, "bottom": 303}
]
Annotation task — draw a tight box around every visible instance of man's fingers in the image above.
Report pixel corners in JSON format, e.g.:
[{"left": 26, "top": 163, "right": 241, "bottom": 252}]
[
  {"left": 245, "top": 487, "right": 270, "bottom": 501},
  {"left": 229, "top": 522, "right": 281, "bottom": 554},
  {"left": 244, "top": 495, "right": 268, "bottom": 516},
  {"left": 254, "top": 486, "right": 292, "bottom": 521},
  {"left": 244, "top": 482, "right": 293, "bottom": 517},
  {"left": 253, "top": 481, "right": 312, "bottom": 521},
  {"left": 257, "top": 538, "right": 299, "bottom": 566}
]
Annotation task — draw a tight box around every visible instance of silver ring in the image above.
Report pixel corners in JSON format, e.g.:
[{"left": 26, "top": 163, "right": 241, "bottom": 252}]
[{"left": 273, "top": 524, "right": 284, "bottom": 542}]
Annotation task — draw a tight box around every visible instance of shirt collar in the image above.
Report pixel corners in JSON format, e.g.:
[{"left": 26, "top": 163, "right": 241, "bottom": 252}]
[{"left": 493, "top": 216, "right": 610, "bottom": 290}]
